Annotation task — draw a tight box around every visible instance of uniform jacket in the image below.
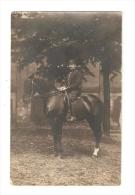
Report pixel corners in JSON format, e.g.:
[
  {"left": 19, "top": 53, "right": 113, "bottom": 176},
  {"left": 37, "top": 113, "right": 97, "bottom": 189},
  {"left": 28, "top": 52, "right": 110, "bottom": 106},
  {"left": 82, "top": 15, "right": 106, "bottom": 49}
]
[{"left": 67, "top": 69, "right": 82, "bottom": 91}]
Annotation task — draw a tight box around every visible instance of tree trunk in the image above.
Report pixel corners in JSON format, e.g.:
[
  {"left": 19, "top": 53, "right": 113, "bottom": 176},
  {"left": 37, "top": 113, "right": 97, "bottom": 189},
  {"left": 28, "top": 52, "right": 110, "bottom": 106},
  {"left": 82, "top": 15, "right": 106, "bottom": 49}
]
[{"left": 103, "top": 67, "right": 110, "bottom": 136}]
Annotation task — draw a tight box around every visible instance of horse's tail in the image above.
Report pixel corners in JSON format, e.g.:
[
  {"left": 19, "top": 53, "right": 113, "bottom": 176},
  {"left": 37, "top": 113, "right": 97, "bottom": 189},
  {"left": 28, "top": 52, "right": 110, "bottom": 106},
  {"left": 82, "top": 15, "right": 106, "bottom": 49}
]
[{"left": 81, "top": 94, "right": 93, "bottom": 114}]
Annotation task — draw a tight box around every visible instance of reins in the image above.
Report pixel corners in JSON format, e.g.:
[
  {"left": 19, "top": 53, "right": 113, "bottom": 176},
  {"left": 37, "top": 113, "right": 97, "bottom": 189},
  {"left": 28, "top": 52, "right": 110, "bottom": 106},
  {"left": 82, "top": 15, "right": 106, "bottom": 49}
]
[{"left": 31, "top": 78, "right": 70, "bottom": 107}]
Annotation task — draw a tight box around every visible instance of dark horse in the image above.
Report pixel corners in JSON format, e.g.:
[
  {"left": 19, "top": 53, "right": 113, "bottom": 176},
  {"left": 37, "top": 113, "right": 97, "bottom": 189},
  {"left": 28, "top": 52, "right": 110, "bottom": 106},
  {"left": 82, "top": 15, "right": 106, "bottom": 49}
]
[{"left": 23, "top": 76, "right": 104, "bottom": 157}]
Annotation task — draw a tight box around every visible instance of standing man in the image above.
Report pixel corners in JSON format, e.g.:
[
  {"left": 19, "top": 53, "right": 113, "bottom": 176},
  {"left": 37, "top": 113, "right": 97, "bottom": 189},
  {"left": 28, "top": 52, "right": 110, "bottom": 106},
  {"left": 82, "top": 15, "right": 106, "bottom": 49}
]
[
  {"left": 28, "top": 55, "right": 54, "bottom": 95},
  {"left": 28, "top": 56, "right": 49, "bottom": 80},
  {"left": 36, "top": 56, "right": 55, "bottom": 93},
  {"left": 36, "top": 56, "right": 49, "bottom": 78}
]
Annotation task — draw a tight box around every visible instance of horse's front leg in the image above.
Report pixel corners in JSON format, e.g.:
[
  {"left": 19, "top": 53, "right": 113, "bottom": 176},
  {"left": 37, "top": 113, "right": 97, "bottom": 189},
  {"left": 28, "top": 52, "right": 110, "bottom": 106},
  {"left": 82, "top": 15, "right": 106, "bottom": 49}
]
[
  {"left": 53, "top": 129, "right": 63, "bottom": 157},
  {"left": 50, "top": 118, "right": 63, "bottom": 157},
  {"left": 55, "top": 119, "right": 64, "bottom": 157},
  {"left": 52, "top": 130, "right": 59, "bottom": 156},
  {"left": 49, "top": 118, "right": 59, "bottom": 156},
  {"left": 57, "top": 128, "right": 63, "bottom": 156}
]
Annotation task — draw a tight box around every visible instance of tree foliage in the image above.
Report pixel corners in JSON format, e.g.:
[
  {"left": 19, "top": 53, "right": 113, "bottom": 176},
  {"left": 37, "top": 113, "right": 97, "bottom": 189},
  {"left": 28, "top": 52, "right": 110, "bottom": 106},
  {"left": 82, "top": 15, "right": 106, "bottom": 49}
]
[{"left": 12, "top": 12, "right": 121, "bottom": 74}]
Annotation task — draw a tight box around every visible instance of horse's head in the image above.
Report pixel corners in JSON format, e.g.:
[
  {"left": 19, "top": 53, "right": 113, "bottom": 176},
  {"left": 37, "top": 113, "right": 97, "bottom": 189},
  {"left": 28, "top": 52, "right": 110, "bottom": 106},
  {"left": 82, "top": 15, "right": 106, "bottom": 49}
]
[{"left": 23, "top": 74, "right": 55, "bottom": 103}]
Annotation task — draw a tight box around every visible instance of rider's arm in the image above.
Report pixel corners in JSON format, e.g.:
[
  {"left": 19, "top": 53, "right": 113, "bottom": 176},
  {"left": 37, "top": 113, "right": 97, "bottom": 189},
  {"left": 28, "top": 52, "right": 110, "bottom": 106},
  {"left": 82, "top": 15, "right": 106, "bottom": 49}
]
[{"left": 67, "top": 71, "right": 82, "bottom": 91}]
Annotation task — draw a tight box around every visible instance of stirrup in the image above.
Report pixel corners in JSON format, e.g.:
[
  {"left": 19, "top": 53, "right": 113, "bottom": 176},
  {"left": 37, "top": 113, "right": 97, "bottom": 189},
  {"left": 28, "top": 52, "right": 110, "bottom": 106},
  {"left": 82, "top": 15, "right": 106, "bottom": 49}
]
[{"left": 67, "top": 116, "right": 76, "bottom": 122}]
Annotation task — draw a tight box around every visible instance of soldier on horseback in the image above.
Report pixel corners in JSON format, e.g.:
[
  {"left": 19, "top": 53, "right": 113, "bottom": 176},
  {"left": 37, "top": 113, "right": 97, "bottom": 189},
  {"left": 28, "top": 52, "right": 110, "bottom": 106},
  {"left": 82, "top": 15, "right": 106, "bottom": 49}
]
[
  {"left": 24, "top": 57, "right": 103, "bottom": 157},
  {"left": 59, "top": 59, "right": 83, "bottom": 121},
  {"left": 67, "top": 59, "right": 82, "bottom": 121}
]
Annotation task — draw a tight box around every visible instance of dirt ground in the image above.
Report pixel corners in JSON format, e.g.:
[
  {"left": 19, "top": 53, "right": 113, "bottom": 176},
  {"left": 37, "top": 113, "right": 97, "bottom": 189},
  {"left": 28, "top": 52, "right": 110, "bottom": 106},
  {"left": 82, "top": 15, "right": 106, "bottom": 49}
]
[{"left": 11, "top": 123, "right": 121, "bottom": 186}]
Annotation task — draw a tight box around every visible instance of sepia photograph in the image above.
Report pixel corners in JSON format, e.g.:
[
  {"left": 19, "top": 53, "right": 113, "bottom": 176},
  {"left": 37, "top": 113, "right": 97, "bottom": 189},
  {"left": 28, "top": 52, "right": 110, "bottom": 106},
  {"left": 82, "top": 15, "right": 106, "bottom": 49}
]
[
  {"left": 10, "top": 11, "right": 122, "bottom": 186},
  {"left": 1, "top": 0, "right": 135, "bottom": 194},
  {"left": 0, "top": 0, "right": 135, "bottom": 194}
]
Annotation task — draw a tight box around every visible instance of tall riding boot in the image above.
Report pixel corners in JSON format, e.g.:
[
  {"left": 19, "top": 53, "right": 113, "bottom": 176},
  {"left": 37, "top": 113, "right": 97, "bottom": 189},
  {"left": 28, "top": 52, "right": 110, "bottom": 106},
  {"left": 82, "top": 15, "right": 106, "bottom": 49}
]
[{"left": 68, "top": 101, "right": 76, "bottom": 122}]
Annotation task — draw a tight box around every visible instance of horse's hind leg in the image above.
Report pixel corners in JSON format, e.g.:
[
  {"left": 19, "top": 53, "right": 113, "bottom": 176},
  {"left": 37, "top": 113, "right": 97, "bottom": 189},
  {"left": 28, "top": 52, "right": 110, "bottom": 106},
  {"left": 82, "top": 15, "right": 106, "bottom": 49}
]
[
  {"left": 93, "top": 123, "right": 102, "bottom": 157},
  {"left": 87, "top": 117, "right": 102, "bottom": 157}
]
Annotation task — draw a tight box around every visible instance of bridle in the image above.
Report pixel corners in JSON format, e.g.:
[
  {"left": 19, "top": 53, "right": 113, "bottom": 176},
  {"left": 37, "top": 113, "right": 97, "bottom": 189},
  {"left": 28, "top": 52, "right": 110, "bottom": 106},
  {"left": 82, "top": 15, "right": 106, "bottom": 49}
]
[
  {"left": 31, "top": 78, "right": 64, "bottom": 98},
  {"left": 30, "top": 78, "right": 71, "bottom": 110}
]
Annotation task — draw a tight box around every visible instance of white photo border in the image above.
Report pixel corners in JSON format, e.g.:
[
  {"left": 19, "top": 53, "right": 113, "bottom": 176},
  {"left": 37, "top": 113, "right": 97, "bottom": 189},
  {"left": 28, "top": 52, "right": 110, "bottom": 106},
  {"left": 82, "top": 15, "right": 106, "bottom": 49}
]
[{"left": 0, "top": 0, "right": 135, "bottom": 195}]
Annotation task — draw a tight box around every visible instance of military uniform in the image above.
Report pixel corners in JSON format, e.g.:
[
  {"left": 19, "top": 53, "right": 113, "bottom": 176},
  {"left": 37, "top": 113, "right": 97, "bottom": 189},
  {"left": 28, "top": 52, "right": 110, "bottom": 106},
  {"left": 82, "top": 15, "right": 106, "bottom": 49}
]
[
  {"left": 66, "top": 68, "right": 82, "bottom": 121},
  {"left": 67, "top": 69, "right": 82, "bottom": 101}
]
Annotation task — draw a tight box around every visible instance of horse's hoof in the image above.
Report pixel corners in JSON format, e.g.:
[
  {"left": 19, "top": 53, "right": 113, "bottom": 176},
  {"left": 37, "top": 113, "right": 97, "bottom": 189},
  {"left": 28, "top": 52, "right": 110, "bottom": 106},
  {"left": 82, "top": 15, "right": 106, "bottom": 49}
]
[
  {"left": 59, "top": 154, "right": 65, "bottom": 159},
  {"left": 92, "top": 147, "right": 100, "bottom": 157},
  {"left": 92, "top": 154, "right": 98, "bottom": 158},
  {"left": 92, "top": 151, "right": 101, "bottom": 158},
  {"left": 54, "top": 154, "right": 64, "bottom": 160},
  {"left": 54, "top": 153, "right": 59, "bottom": 157}
]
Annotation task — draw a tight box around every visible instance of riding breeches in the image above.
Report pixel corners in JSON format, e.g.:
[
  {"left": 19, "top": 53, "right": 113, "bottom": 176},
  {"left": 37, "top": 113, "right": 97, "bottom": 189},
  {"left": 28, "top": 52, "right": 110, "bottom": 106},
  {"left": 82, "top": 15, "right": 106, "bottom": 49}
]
[{"left": 68, "top": 90, "right": 81, "bottom": 115}]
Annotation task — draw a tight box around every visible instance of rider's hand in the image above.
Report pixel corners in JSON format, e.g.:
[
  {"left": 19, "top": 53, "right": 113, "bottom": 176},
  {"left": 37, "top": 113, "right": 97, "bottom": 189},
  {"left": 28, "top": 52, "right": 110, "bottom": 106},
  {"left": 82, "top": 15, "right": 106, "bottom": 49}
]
[{"left": 59, "top": 86, "right": 67, "bottom": 91}]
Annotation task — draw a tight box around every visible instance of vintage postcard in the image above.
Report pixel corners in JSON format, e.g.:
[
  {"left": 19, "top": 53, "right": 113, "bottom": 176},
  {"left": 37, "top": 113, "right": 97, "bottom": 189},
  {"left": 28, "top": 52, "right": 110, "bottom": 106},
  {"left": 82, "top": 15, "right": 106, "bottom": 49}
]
[
  {"left": 0, "top": 1, "right": 135, "bottom": 195},
  {"left": 11, "top": 11, "right": 121, "bottom": 186}
]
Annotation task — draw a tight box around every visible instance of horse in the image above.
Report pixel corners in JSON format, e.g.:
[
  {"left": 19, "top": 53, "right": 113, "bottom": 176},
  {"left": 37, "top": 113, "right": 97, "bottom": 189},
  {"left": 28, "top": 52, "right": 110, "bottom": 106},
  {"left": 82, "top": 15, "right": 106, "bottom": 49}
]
[{"left": 23, "top": 76, "right": 104, "bottom": 157}]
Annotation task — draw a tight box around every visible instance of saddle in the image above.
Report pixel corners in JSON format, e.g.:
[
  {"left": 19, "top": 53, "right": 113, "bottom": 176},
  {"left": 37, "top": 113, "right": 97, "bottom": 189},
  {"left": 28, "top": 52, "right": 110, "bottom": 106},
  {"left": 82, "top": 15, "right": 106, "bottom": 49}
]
[{"left": 64, "top": 93, "right": 91, "bottom": 118}]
